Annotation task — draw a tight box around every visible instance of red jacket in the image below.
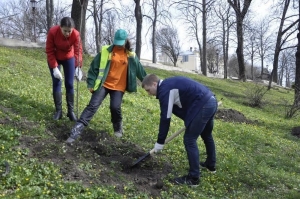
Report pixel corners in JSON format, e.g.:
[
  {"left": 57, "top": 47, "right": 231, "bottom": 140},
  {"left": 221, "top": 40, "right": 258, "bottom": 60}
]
[{"left": 46, "top": 25, "right": 82, "bottom": 68}]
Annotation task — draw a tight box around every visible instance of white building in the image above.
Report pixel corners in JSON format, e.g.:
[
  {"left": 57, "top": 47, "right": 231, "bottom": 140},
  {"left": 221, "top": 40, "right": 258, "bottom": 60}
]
[{"left": 158, "top": 47, "right": 200, "bottom": 73}]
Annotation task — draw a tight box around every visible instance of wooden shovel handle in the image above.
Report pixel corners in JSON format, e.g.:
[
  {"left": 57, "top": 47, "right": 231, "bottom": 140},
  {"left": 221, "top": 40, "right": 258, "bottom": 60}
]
[
  {"left": 149, "top": 127, "right": 186, "bottom": 155},
  {"left": 165, "top": 127, "right": 186, "bottom": 144}
]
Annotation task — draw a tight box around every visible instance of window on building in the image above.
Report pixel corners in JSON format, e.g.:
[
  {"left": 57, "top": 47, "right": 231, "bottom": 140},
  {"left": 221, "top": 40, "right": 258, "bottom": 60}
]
[{"left": 182, "top": 55, "right": 189, "bottom": 62}]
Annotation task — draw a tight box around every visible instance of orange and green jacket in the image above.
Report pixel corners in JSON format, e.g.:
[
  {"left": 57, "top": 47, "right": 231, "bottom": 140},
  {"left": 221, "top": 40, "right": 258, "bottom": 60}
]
[{"left": 87, "top": 45, "right": 147, "bottom": 92}]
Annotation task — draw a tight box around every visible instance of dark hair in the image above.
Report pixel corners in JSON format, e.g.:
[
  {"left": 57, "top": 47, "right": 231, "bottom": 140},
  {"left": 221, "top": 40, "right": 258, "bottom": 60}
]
[
  {"left": 60, "top": 17, "right": 75, "bottom": 28},
  {"left": 125, "top": 40, "right": 133, "bottom": 51}
]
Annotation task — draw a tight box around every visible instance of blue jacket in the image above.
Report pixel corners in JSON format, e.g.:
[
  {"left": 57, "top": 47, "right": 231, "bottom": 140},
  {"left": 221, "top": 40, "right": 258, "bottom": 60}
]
[{"left": 156, "top": 76, "right": 213, "bottom": 144}]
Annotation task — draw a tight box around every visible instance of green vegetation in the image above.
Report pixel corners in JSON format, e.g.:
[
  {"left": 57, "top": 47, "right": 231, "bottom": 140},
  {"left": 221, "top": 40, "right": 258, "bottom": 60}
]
[{"left": 0, "top": 46, "right": 300, "bottom": 198}]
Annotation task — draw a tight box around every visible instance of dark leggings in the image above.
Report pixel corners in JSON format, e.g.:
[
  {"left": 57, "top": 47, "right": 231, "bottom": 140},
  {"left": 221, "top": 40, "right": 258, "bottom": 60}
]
[
  {"left": 48, "top": 57, "right": 75, "bottom": 94},
  {"left": 78, "top": 87, "right": 124, "bottom": 126}
]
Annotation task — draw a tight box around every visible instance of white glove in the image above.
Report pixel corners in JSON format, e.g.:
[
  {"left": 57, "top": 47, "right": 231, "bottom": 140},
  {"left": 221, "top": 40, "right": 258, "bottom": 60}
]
[
  {"left": 53, "top": 67, "right": 63, "bottom": 80},
  {"left": 154, "top": 143, "right": 164, "bottom": 153},
  {"left": 75, "top": 67, "right": 83, "bottom": 81}
]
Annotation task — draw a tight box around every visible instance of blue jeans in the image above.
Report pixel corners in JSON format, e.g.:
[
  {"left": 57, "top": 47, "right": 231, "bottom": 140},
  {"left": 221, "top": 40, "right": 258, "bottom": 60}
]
[
  {"left": 48, "top": 57, "right": 75, "bottom": 94},
  {"left": 78, "top": 86, "right": 124, "bottom": 126},
  {"left": 184, "top": 96, "right": 217, "bottom": 178}
]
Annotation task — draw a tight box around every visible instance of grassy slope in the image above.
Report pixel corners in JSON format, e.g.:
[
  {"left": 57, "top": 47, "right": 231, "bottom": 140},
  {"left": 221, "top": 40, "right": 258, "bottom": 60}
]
[{"left": 0, "top": 46, "right": 299, "bottom": 199}]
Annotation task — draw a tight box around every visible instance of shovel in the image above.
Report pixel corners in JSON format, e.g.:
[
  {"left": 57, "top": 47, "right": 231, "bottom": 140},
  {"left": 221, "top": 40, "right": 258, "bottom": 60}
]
[{"left": 131, "top": 127, "right": 186, "bottom": 168}]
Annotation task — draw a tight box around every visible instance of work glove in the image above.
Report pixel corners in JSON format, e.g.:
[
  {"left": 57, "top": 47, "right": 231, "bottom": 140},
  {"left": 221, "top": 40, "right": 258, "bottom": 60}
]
[
  {"left": 154, "top": 142, "right": 164, "bottom": 153},
  {"left": 53, "top": 67, "right": 63, "bottom": 80},
  {"left": 88, "top": 88, "right": 94, "bottom": 93},
  {"left": 75, "top": 67, "right": 83, "bottom": 81}
]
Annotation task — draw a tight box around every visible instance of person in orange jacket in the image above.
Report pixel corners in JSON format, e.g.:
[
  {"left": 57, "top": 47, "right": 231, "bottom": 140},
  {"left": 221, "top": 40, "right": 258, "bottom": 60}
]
[
  {"left": 46, "top": 17, "right": 83, "bottom": 121},
  {"left": 66, "top": 29, "right": 147, "bottom": 144}
]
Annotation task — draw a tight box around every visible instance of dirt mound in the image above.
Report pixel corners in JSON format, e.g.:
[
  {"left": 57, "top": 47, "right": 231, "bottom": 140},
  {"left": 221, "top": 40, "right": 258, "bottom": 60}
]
[
  {"left": 17, "top": 123, "right": 172, "bottom": 198},
  {"left": 215, "top": 108, "right": 256, "bottom": 124}
]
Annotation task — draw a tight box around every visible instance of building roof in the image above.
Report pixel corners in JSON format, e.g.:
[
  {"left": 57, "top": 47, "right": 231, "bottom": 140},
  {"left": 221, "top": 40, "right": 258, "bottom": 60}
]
[{"left": 179, "top": 50, "right": 195, "bottom": 56}]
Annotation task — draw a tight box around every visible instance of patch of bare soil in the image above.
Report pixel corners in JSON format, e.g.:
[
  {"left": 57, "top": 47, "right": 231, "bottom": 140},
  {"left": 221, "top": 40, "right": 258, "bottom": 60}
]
[
  {"left": 291, "top": 126, "right": 300, "bottom": 138},
  {"left": 215, "top": 108, "right": 257, "bottom": 124},
  {"left": 18, "top": 123, "right": 173, "bottom": 198},
  {"left": 1, "top": 106, "right": 260, "bottom": 198},
  {"left": 0, "top": 105, "right": 172, "bottom": 198}
]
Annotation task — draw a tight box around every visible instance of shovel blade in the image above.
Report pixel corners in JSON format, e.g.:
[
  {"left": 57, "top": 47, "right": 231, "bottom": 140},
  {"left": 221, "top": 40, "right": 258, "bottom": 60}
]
[{"left": 131, "top": 152, "right": 151, "bottom": 168}]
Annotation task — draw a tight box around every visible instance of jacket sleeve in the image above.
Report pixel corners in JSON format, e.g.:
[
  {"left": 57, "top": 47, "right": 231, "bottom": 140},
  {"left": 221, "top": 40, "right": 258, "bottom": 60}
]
[
  {"left": 157, "top": 93, "right": 172, "bottom": 144},
  {"left": 134, "top": 56, "right": 147, "bottom": 81},
  {"left": 45, "top": 29, "right": 58, "bottom": 69},
  {"left": 74, "top": 30, "right": 83, "bottom": 67},
  {"left": 87, "top": 53, "right": 101, "bottom": 89}
]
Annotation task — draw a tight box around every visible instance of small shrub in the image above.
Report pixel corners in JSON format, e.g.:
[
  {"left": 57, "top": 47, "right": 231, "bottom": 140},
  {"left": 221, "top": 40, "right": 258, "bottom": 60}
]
[
  {"left": 244, "top": 83, "right": 268, "bottom": 107},
  {"left": 284, "top": 100, "right": 300, "bottom": 119}
]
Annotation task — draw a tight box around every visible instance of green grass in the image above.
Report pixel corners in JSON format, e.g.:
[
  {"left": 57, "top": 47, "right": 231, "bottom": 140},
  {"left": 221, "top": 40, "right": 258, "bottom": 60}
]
[{"left": 0, "top": 46, "right": 300, "bottom": 198}]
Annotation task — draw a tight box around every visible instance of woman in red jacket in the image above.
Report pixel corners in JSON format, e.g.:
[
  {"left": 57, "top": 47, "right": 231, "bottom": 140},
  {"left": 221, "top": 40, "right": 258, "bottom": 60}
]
[{"left": 46, "top": 17, "right": 82, "bottom": 121}]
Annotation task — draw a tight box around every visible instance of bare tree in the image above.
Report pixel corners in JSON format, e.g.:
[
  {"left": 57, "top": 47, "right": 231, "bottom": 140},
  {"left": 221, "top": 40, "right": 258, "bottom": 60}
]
[
  {"left": 278, "top": 49, "right": 296, "bottom": 87},
  {"left": 134, "top": 0, "right": 143, "bottom": 59},
  {"left": 0, "top": 1, "right": 33, "bottom": 40},
  {"left": 206, "top": 44, "right": 218, "bottom": 73},
  {"left": 268, "top": 0, "right": 298, "bottom": 89},
  {"left": 71, "top": 0, "right": 89, "bottom": 53},
  {"left": 87, "top": 0, "right": 115, "bottom": 52},
  {"left": 89, "top": 0, "right": 103, "bottom": 52},
  {"left": 213, "top": 0, "right": 235, "bottom": 79},
  {"left": 143, "top": 0, "right": 172, "bottom": 63},
  {"left": 46, "top": 0, "right": 54, "bottom": 32},
  {"left": 244, "top": 29, "right": 258, "bottom": 80},
  {"left": 155, "top": 27, "right": 181, "bottom": 66},
  {"left": 295, "top": 0, "right": 300, "bottom": 105},
  {"left": 228, "top": 54, "right": 239, "bottom": 77},
  {"left": 101, "top": 11, "right": 118, "bottom": 44},
  {"left": 254, "top": 18, "right": 274, "bottom": 78},
  {"left": 227, "top": 0, "right": 252, "bottom": 81},
  {"left": 173, "top": 0, "right": 215, "bottom": 76},
  {"left": 173, "top": 1, "right": 203, "bottom": 74}
]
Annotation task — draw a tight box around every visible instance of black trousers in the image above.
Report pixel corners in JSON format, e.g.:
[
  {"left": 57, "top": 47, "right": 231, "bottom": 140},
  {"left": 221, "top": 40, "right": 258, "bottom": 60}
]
[{"left": 78, "top": 87, "right": 124, "bottom": 126}]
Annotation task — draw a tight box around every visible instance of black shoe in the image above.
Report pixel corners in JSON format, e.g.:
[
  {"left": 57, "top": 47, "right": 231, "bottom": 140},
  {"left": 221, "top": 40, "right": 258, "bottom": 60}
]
[
  {"left": 113, "top": 122, "right": 123, "bottom": 138},
  {"left": 53, "top": 92, "right": 62, "bottom": 120},
  {"left": 66, "top": 94, "right": 77, "bottom": 121},
  {"left": 200, "top": 162, "right": 216, "bottom": 173},
  {"left": 66, "top": 122, "right": 84, "bottom": 145},
  {"left": 174, "top": 175, "right": 199, "bottom": 187}
]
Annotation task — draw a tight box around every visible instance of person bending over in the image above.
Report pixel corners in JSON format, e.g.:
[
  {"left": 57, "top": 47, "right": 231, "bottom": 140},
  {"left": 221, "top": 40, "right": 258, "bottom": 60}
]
[
  {"left": 142, "top": 74, "right": 218, "bottom": 186},
  {"left": 46, "top": 17, "right": 83, "bottom": 121}
]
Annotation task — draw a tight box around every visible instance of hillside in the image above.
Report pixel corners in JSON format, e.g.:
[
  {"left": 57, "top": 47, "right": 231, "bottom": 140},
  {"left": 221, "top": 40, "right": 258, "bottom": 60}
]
[{"left": 0, "top": 46, "right": 300, "bottom": 199}]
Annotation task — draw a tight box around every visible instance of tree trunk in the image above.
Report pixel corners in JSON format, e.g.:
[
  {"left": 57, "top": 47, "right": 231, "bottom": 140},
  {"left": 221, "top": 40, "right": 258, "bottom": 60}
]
[
  {"left": 260, "top": 56, "right": 264, "bottom": 77},
  {"left": 236, "top": 17, "right": 246, "bottom": 81},
  {"left": 46, "top": 0, "right": 54, "bottom": 32},
  {"left": 294, "top": 30, "right": 300, "bottom": 105},
  {"left": 151, "top": 0, "right": 158, "bottom": 63},
  {"left": 91, "top": 0, "right": 103, "bottom": 52},
  {"left": 202, "top": 0, "right": 207, "bottom": 76},
  {"left": 134, "top": 0, "right": 142, "bottom": 59},
  {"left": 269, "top": 0, "right": 291, "bottom": 87},
  {"left": 71, "top": 0, "right": 88, "bottom": 54},
  {"left": 228, "top": 0, "right": 252, "bottom": 82},
  {"left": 223, "top": 12, "right": 230, "bottom": 80}
]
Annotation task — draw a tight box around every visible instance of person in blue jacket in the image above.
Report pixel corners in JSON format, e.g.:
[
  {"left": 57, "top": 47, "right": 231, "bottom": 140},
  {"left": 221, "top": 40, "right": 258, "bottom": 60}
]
[
  {"left": 66, "top": 29, "right": 146, "bottom": 144},
  {"left": 142, "top": 74, "right": 218, "bottom": 186}
]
